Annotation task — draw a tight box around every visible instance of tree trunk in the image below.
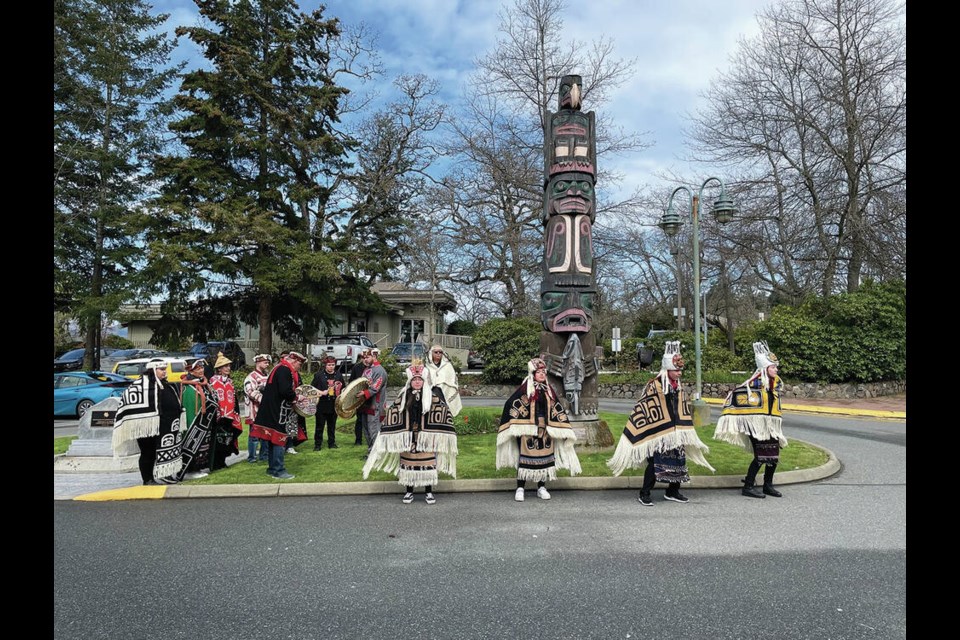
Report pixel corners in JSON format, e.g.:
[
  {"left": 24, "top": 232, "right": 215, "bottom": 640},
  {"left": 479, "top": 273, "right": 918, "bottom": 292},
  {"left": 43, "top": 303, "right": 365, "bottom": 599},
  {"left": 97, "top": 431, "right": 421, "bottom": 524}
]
[{"left": 258, "top": 295, "right": 272, "bottom": 355}]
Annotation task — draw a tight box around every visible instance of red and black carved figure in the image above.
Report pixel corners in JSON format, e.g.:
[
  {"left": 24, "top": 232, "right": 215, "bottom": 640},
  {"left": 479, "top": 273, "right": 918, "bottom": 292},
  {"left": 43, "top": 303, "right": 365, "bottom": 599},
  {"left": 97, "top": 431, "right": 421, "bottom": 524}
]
[{"left": 539, "top": 74, "right": 601, "bottom": 419}]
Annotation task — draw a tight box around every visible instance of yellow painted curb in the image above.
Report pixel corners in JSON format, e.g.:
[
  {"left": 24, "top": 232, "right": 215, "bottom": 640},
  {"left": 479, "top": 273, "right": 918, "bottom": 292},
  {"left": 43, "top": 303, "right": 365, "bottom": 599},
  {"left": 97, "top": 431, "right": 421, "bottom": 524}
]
[
  {"left": 702, "top": 396, "right": 905, "bottom": 419},
  {"left": 780, "top": 404, "right": 905, "bottom": 419},
  {"left": 74, "top": 485, "right": 168, "bottom": 501}
]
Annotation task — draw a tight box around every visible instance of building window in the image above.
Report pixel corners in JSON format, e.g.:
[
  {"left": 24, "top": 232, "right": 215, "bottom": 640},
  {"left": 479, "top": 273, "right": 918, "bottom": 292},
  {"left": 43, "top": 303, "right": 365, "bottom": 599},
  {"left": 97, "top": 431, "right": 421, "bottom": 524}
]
[
  {"left": 400, "top": 319, "right": 424, "bottom": 343},
  {"left": 373, "top": 321, "right": 379, "bottom": 333},
  {"left": 349, "top": 318, "right": 367, "bottom": 333}
]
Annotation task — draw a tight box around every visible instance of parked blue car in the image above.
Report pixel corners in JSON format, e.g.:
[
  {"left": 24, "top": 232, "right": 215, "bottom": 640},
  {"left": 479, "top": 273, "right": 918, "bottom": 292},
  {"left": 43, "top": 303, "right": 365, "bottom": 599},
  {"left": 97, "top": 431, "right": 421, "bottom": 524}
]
[{"left": 53, "top": 371, "right": 132, "bottom": 417}]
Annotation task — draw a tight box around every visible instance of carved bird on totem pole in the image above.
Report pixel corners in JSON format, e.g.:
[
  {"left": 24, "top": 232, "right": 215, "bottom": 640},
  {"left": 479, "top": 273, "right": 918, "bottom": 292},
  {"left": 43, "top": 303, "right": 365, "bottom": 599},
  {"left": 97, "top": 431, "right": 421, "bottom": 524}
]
[{"left": 569, "top": 81, "right": 581, "bottom": 110}]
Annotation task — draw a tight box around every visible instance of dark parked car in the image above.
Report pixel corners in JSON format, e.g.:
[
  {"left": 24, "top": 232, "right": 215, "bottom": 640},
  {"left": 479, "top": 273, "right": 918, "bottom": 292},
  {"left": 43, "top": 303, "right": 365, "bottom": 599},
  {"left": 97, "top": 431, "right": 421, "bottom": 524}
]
[
  {"left": 467, "top": 350, "right": 485, "bottom": 369},
  {"left": 190, "top": 341, "right": 246, "bottom": 368},
  {"left": 53, "top": 371, "right": 132, "bottom": 417},
  {"left": 390, "top": 342, "right": 428, "bottom": 366},
  {"left": 54, "top": 348, "right": 119, "bottom": 373}
]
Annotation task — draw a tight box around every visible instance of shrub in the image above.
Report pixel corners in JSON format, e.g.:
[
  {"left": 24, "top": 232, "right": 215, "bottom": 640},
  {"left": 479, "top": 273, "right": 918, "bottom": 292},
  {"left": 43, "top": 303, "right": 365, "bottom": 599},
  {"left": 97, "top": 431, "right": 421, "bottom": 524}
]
[
  {"left": 446, "top": 319, "right": 478, "bottom": 336},
  {"left": 103, "top": 334, "right": 136, "bottom": 349},
  {"left": 472, "top": 317, "right": 542, "bottom": 384},
  {"left": 754, "top": 280, "right": 905, "bottom": 383}
]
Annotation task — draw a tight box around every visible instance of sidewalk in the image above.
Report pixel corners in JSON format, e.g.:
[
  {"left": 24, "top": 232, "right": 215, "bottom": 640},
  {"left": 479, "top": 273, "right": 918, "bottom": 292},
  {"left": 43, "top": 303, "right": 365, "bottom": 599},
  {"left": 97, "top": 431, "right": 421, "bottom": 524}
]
[{"left": 56, "top": 395, "right": 904, "bottom": 501}]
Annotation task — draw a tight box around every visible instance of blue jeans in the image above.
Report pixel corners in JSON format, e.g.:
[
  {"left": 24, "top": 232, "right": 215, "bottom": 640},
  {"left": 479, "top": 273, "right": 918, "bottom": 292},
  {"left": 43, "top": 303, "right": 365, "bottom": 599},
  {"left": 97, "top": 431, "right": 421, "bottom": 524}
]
[
  {"left": 267, "top": 441, "right": 287, "bottom": 477},
  {"left": 248, "top": 436, "right": 268, "bottom": 461}
]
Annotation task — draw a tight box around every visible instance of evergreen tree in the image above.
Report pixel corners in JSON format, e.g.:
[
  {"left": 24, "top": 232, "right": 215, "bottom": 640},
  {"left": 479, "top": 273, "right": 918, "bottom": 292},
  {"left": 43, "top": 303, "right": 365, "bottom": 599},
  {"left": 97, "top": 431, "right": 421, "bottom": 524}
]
[
  {"left": 148, "top": 0, "right": 353, "bottom": 353},
  {"left": 54, "top": 0, "right": 181, "bottom": 369}
]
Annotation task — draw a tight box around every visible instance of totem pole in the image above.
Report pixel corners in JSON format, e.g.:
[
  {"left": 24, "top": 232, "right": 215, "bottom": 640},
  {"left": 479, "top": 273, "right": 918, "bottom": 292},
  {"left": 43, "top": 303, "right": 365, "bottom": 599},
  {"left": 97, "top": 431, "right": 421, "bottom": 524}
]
[{"left": 539, "top": 74, "right": 612, "bottom": 447}]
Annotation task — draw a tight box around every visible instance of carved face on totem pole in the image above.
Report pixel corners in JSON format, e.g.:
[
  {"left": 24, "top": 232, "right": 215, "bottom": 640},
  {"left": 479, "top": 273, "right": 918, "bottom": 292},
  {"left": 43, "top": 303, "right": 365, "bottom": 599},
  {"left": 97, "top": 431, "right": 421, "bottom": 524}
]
[
  {"left": 545, "top": 75, "right": 596, "bottom": 184},
  {"left": 540, "top": 75, "right": 599, "bottom": 336},
  {"left": 540, "top": 287, "right": 597, "bottom": 333},
  {"left": 540, "top": 170, "right": 597, "bottom": 332}
]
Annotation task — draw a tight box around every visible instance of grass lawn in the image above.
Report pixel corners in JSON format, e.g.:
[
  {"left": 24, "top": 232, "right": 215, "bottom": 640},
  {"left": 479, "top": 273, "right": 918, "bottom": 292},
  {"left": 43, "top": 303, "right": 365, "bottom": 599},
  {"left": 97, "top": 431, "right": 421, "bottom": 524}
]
[
  {"left": 54, "top": 407, "right": 826, "bottom": 483},
  {"left": 54, "top": 436, "right": 77, "bottom": 455},
  {"left": 186, "top": 407, "right": 828, "bottom": 485}
]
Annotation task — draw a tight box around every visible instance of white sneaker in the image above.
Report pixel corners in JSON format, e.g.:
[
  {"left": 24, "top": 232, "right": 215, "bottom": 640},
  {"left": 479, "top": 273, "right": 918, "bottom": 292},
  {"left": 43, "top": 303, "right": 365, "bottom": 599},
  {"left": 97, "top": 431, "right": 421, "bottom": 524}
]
[
  {"left": 286, "top": 448, "right": 298, "bottom": 455},
  {"left": 514, "top": 487, "right": 525, "bottom": 502},
  {"left": 537, "top": 486, "right": 551, "bottom": 500},
  {"left": 183, "top": 471, "right": 208, "bottom": 480},
  {"left": 425, "top": 493, "right": 437, "bottom": 505},
  {"left": 402, "top": 492, "right": 414, "bottom": 504}
]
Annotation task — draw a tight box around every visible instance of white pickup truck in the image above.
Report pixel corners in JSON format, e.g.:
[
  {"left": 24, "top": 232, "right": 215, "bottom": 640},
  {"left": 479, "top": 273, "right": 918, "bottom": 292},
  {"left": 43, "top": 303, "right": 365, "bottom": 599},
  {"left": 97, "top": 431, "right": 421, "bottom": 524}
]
[{"left": 310, "top": 334, "right": 376, "bottom": 371}]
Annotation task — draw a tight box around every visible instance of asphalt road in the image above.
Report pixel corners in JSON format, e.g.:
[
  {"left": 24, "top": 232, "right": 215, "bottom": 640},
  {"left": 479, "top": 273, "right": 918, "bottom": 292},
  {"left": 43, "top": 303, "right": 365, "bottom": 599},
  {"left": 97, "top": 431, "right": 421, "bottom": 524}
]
[{"left": 53, "top": 405, "right": 905, "bottom": 639}]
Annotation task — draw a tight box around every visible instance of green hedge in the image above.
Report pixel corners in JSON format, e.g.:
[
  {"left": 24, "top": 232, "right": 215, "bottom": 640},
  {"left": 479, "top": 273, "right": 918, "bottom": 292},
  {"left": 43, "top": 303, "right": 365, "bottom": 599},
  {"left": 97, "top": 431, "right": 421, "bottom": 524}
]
[
  {"left": 744, "top": 280, "right": 905, "bottom": 383},
  {"left": 472, "top": 317, "right": 542, "bottom": 384}
]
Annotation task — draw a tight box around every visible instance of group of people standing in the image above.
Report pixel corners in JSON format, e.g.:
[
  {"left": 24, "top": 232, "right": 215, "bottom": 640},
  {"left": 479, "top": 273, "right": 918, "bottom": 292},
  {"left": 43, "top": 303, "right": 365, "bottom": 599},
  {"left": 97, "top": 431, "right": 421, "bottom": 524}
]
[
  {"left": 607, "top": 339, "right": 787, "bottom": 504},
  {"left": 115, "top": 338, "right": 787, "bottom": 504},
  {"left": 112, "top": 352, "right": 245, "bottom": 486}
]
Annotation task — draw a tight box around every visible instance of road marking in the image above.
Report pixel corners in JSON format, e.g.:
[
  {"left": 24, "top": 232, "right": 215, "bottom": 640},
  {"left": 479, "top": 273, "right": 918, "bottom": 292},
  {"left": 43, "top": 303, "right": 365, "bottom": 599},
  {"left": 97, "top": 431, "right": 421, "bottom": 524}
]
[{"left": 74, "top": 486, "right": 167, "bottom": 501}]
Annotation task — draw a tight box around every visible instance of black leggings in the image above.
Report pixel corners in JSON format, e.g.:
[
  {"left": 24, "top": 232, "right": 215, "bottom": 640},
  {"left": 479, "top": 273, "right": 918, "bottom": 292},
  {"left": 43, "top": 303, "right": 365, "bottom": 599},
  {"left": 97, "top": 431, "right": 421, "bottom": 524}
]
[
  {"left": 641, "top": 460, "right": 680, "bottom": 494},
  {"left": 517, "top": 479, "right": 545, "bottom": 489},
  {"left": 137, "top": 436, "right": 157, "bottom": 484}
]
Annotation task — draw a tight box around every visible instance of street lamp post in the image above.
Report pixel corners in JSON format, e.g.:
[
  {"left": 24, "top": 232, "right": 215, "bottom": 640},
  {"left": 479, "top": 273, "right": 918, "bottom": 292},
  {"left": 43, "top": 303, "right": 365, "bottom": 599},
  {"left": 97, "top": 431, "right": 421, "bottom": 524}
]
[{"left": 659, "top": 177, "right": 737, "bottom": 426}]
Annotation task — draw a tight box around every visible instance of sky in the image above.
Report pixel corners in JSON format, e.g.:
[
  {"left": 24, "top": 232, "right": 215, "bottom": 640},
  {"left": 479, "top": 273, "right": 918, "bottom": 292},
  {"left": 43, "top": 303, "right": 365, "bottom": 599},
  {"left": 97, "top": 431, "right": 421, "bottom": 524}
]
[{"left": 150, "top": 0, "right": 775, "bottom": 197}]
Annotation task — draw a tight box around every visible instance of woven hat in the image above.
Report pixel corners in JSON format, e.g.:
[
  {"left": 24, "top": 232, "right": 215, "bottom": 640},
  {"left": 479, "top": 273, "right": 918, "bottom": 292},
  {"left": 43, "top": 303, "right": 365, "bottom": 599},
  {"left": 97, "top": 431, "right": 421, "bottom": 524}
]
[
  {"left": 254, "top": 353, "right": 271, "bottom": 363},
  {"left": 527, "top": 357, "right": 547, "bottom": 376},
  {"left": 660, "top": 341, "right": 684, "bottom": 371},
  {"left": 214, "top": 352, "right": 232, "bottom": 369},
  {"left": 406, "top": 361, "right": 426, "bottom": 380},
  {"left": 658, "top": 341, "right": 684, "bottom": 391},
  {"left": 753, "top": 341, "right": 780, "bottom": 370},
  {"left": 401, "top": 362, "right": 432, "bottom": 414}
]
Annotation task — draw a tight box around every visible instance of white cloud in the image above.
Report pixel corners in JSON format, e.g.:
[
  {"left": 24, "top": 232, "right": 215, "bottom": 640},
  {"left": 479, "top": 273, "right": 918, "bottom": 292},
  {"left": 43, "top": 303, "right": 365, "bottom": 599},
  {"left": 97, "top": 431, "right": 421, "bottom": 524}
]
[{"left": 155, "top": 0, "right": 775, "bottom": 187}]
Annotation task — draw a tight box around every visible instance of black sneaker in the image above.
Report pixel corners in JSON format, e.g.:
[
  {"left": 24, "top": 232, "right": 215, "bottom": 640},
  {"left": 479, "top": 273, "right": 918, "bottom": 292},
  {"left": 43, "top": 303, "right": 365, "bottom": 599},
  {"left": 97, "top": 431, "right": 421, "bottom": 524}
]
[
  {"left": 664, "top": 491, "right": 689, "bottom": 503},
  {"left": 328, "top": 443, "right": 339, "bottom": 449},
  {"left": 402, "top": 492, "right": 414, "bottom": 504},
  {"left": 638, "top": 493, "right": 653, "bottom": 507},
  {"left": 762, "top": 484, "right": 783, "bottom": 497}
]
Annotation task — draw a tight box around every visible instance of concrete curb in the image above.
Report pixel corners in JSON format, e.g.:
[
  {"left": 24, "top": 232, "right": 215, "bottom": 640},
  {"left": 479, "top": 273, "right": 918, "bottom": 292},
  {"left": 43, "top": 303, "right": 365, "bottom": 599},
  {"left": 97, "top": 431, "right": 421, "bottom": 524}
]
[{"left": 74, "top": 439, "right": 840, "bottom": 501}]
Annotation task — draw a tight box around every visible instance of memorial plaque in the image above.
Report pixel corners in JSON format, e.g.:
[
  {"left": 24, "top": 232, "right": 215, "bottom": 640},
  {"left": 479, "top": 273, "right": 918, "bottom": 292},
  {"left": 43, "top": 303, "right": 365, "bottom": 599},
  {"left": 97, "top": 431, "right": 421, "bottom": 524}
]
[{"left": 90, "top": 410, "right": 116, "bottom": 429}]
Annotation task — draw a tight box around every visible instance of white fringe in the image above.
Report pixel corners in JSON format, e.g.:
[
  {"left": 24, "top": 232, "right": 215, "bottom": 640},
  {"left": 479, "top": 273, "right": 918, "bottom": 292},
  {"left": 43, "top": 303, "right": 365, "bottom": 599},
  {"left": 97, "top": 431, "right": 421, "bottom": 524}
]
[
  {"left": 496, "top": 438, "right": 519, "bottom": 470},
  {"left": 373, "top": 431, "right": 459, "bottom": 456},
  {"left": 496, "top": 424, "right": 538, "bottom": 445},
  {"left": 415, "top": 431, "right": 459, "bottom": 456},
  {"left": 553, "top": 440, "right": 581, "bottom": 476},
  {"left": 714, "top": 415, "right": 788, "bottom": 450},
  {"left": 362, "top": 437, "right": 393, "bottom": 478},
  {"left": 397, "top": 468, "right": 439, "bottom": 488},
  {"left": 518, "top": 467, "right": 557, "bottom": 482},
  {"left": 112, "top": 417, "right": 160, "bottom": 456},
  {"left": 362, "top": 436, "right": 458, "bottom": 480},
  {"left": 436, "top": 452, "right": 457, "bottom": 478},
  {"left": 606, "top": 429, "right": 716, "bottom": 476},
  {"left": 545, "top": 425, "right": 577, "bottom": 441},
  {"left": 153, "top": 458, "right": 183, "bottom": 480}
]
